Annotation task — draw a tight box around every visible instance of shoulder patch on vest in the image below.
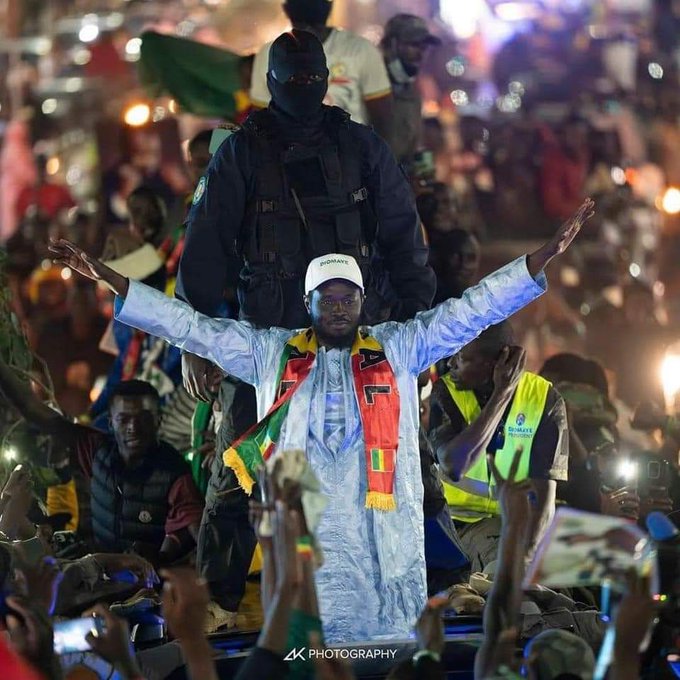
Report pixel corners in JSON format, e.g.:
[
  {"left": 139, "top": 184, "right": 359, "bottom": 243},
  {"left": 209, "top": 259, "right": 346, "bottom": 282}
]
[
  {"left": 139, "top": 510, "right": 152, "bottom": 524},
  {"left": 192, "top": 176, "right": 207, "bottom": 205}
]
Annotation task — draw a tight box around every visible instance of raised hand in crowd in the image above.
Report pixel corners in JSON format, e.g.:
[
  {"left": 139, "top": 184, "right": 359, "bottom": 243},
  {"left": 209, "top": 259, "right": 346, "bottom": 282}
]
[
  {"left": 160, "top": 567, "right": 218, "bottom": 680},
  {"left": 415, "top": 596, "right": 447, "bottom": 661},
  {"left": 610, "top": 571, "right": 657, "bottom": 680},
  {"left": 475, "top": 448, "right": 533, "bottom": 680},
  {"left": 600, "top": 486, "right": 640, "bottom": 521},
  {"left": 490, "top": 446, "right": 534, "bottom": 529},
  {"left": 49, "top": 238, "right": 129, "bottom": 297},
  {"left": 526, "top": 198, "right": 595, "bottom": 276},
  {"left": 234, "top": 495, "right": 306, "bottom": 680},
  {"left": 0, "top": 465, "right": 36, "bottom": 540},
  {"left": 14, "top": 554, "right": 63, "bottom": 616},
  {"left": 250, "top": 462, "right": 310, "bottom": 612},
  {"left": 85, "top": 604, "right": 144, "bottom": 680},
  {"left": 413, "top": 596, "right": 447, "bottom": 678},
  {"left": 384, "top": 597, "right": 447, "bottom": 679},
  {"left": 249, "top": 497, "right": 275, "bottom": 611},
  {"left": 483, "top": 628, "right": 522, "bottom": 680},
  {"left": 268, "top": 499, "right": 303, "bottom": 629},
  {"left": 5, "top": 595, "right": 61, "bottom": 680},
  {"left": 160, "top": 567, "right": 211, "bottom": 640},
  {"left": 1, "top": 465, "right": 33, "bottom": 510}
]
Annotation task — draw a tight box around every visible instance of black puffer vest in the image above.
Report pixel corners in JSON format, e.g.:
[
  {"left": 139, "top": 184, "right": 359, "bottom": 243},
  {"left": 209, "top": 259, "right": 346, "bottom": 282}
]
[{"left": 90, "top": 439, "right": 189, "bottom": 553}]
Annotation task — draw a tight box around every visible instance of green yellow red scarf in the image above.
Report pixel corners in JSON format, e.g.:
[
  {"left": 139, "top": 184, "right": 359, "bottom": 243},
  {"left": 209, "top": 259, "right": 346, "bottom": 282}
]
[{"left": 223, "top": 328, "right": 401, "bottom": 511}]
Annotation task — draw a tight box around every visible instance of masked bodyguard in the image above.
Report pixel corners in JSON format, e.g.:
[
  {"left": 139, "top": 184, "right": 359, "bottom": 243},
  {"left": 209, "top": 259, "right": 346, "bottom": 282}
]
[{"left": 177, "top": 29, "right": 435, "bottom": 328}]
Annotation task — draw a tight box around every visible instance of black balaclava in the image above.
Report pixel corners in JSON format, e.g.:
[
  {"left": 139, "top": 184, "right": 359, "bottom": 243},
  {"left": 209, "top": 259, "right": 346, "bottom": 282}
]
[{"left": 266, "top": 30, "right": 329, "bottom": 121}]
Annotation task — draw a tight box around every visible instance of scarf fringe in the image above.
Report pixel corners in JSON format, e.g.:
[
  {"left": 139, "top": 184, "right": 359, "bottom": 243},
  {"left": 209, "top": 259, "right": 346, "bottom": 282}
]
[
  {"left": 365, "top": 491, "right": 396, "bottom": 512},
  {"left": 223, "top": 448, "right": 256, "bottom": 495}
]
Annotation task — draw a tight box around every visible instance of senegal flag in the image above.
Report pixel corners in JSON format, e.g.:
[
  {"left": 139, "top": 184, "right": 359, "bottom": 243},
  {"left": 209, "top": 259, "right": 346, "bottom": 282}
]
[
  {"left": 370, "top": 448, "right": 394, "bottom": 473},
  {"left": 138, "top": 31, "right": 243, "bottom": 120}
]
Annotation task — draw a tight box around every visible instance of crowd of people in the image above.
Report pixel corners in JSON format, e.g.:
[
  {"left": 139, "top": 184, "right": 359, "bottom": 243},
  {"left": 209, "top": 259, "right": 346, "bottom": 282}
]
[{"left": 1, "top": 0, "right": 680, "bottom": 678}]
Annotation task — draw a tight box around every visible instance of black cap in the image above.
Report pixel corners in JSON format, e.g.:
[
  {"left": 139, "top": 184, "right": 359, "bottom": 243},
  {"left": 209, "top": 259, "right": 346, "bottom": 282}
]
[
  {"left": 383, "top": 14, "right": 441, "bottom": 46},
  {"left": 268, "top": 30, "right": 328, "bottom": 83}
]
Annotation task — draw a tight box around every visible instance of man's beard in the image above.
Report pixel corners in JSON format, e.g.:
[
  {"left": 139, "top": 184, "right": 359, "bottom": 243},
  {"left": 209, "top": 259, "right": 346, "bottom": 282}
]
[{"left": 313, "top": 321, "right": 360, "bottom": 349}]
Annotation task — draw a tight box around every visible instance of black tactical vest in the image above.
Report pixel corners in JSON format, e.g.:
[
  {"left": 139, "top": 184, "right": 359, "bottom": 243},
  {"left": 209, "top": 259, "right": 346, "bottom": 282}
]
[
  {"left": 89, "top": 439, "right": 189, "bottom": 553},
  {"left": 239, "top": 107, "right": 377, "bottom": 281}
]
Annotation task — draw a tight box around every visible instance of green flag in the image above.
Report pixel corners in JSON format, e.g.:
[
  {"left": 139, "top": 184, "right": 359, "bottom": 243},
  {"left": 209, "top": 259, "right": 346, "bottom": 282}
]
[{"left": 138, "top": 31, "right": 242, "bottom": 119}]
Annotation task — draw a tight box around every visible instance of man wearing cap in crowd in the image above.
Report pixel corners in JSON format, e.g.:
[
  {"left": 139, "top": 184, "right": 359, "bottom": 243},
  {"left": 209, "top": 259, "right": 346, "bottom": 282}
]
[
  {"left": 381, "top": 14, "right": 441, "bottom": 168},
  {"left": 50, "top": 196, "right": 593, "bottom": 642},
  {"left": 175, "top": 28, "right": 436, "bottom": 627}
]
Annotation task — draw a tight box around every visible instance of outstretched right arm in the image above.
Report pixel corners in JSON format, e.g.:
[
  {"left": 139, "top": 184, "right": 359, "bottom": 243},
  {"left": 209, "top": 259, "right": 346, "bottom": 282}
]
[
  {"left": 50, "top": 239, "right": 262, "bottom": 385},
  {"left": 115, "top": 280, "right": 261, "bottom": 385}
]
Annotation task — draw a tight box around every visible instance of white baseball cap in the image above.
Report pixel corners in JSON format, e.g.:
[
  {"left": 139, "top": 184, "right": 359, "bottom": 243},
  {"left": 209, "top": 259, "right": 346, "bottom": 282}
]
[{"left": 304, "top": 254, "right": 364, "bottom": 296}]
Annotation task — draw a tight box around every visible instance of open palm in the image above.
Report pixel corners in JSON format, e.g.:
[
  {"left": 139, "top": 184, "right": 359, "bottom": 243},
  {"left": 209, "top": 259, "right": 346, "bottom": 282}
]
[
  {"left": 528, "top": 198, "right": 596, "bottom": 275},
  {"left": 49, "top": 238, "right": 105, "bottom": 281},
  {"left": 552, "top": 197, "right": 595, "bottom": 256},
  {"left": 49, "top": 238, "right": 127, "bottom": 295}
]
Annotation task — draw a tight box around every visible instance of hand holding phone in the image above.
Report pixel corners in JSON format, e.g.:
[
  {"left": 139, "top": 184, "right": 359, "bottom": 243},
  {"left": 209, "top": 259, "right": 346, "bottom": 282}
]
[
  {"left": 79, "top": 604, "right": 141, "bottom": 675},
  {"left": 600, "top": 486, "right": 640, "bottom": 521},
  {"left": 53, "top": 615, "right": 105, "bottom": 654}
]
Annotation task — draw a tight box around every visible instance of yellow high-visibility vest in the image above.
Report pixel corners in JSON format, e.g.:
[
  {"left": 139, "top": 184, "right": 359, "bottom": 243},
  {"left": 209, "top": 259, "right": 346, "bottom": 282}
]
[
  {"left": 46, "top": 479, "right": 79, "bottom": 531},
  {"left": 440, "top": 371, "right": 551, "bottom": 522}
]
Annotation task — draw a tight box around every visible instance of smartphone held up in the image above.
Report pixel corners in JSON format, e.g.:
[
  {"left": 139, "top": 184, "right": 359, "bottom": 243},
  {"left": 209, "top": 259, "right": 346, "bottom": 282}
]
[{"left": 53, "top": 615, "right": 106, "bottom": 655}]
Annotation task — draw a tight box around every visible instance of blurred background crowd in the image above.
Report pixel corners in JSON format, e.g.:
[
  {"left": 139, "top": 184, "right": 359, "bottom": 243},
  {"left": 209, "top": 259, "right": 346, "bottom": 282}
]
[{"left": 2, "top": 0, "right": 680, "bottom": 678}]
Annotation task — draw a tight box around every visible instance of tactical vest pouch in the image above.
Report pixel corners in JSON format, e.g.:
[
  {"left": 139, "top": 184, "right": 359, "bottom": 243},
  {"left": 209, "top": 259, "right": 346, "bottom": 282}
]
[
  {"left": 320, "top": 143, "right": 367, "bottom": 260},
  {"left": 244, "top": 107, "right": 374, "bottom": 276},
  {"left": 334, "top": 209, "right": 366, "bottom": 258},
  {"left": 319, "top": 144, "right": 342, "bottom": 183},
  {"left": 253, "top": 153, "right": 281, "bottom": 264},
  {"left": 275, "top": 216, "right": 303, "bottom": 264},
  {"left": 238, "top": 268, "right": 284, "bottom": 325}
]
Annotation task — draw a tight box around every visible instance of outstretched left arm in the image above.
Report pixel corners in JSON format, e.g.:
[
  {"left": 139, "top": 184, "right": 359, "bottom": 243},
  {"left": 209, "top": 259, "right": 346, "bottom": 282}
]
[
  {"left": 391, "top": 255, "right": 547, "bottom": 374},
  {"left": 386, "top": 199, "right": 594, "bottom": 374}
]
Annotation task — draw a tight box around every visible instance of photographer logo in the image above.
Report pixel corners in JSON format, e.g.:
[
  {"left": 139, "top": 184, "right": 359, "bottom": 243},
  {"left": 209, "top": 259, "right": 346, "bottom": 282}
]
[
  {"left": 284, "top": 648, "right": 307, "bottom": 661},
  {"left": 284, "top": 647, "right": 398, "bottom": 662}
]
